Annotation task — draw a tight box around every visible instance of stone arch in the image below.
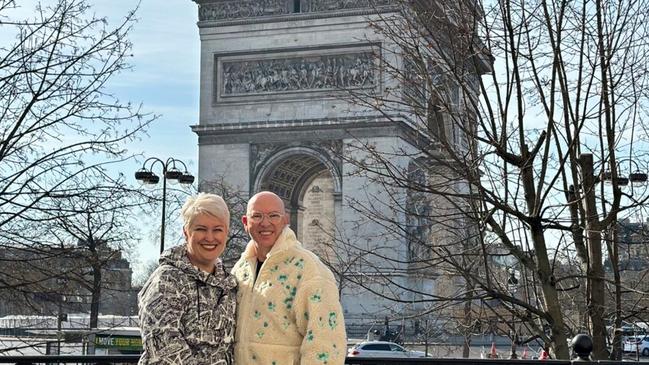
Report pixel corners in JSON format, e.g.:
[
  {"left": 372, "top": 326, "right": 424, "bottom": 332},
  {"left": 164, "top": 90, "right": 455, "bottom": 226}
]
[{"left": 252, "top": 147, "right": 341, "bottom": 253}]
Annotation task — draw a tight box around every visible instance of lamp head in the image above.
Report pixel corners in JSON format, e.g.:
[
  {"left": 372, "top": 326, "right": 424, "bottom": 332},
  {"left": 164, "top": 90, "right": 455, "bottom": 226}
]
[
  {"left": 600, "top": 170, "right": 613, "bottom": 181},
  {"left": 629, "top": 171, "right": 647, "bottom": 184},
  {"left": 144, "top": 174, "right": 160, "bottom": 185},
  {"left": 616, "top": 176, "right": 629, "bottom": 186},
  {"left": 165, "top": 168, "right": 183, "bottom": 182},
  {"left": 135, "top": 169, "right": 157, "bottom": 185},
  {"left": 179, "top": 173, "right": 195, "bottom": 185}
]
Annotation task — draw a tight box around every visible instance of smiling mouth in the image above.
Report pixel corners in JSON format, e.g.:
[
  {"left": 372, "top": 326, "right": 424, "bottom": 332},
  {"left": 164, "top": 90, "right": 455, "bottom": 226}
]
[{"left": 201, "top": 243, "right": 220, "bottom": 250}]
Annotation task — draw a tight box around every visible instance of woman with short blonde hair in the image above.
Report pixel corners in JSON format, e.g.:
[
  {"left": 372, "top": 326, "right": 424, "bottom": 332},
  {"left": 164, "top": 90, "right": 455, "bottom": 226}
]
[{"left": 139, "top": 192, "right": 237, "bottom": 364}]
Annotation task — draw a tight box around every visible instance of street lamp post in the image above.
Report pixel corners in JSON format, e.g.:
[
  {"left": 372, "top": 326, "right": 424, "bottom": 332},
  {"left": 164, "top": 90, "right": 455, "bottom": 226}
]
[
  {"left": 578, "top": 153, "right": 648, "bottom": 359},
  {"left": 56, "top": 277, "right": 67, "bottom": 355},
  {"left": 135, "top": 157, "right": 195, "bottom": 254},
  {"left": 507, "top": 269, "right": 519, "bottom": 359}
]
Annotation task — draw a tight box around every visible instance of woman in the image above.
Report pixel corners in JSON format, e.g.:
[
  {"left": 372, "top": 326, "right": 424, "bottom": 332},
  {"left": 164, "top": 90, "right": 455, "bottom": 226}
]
[{"left": 138, "top": 193, "right": 237, "bottom": 364}]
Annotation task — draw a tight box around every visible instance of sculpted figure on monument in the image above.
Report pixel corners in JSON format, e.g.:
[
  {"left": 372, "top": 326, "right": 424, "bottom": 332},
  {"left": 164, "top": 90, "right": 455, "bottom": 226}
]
[{"left": 298, "top": 61, "right": 309, "bottom": 88}]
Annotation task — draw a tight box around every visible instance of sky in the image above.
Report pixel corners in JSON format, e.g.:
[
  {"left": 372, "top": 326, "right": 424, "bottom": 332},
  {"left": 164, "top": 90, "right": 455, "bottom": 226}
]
[
  {"left": 95, "top": 0, "right": 201, "bottom": 277},
  {"left": 9, "top": 0, "right": 202, "bottom": 279}
]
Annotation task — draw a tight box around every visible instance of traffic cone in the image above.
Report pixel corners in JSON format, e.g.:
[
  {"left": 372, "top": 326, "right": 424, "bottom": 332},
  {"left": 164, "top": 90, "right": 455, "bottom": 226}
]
[
  {"left": 490, "top": 342, "right": 498, "bottom": 358},
  {"left": 521, "top": 347, "right": 528, "bottom": 359},
  {"left": 539, "top": 348, "right": 549, "bottom": 360}
]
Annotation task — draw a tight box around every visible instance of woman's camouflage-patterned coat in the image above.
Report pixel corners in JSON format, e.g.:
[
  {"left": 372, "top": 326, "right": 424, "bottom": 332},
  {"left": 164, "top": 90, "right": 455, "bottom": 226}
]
[{"left": 138, "top": 245, "right": 237, "bottom": 365}]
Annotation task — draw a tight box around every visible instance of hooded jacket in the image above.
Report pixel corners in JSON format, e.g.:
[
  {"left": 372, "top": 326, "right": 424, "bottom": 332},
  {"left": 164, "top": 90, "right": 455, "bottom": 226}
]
[
  {"left": 232, "top": 227, "right": 347, "bottom": 365},
  {"left": 138, "top": 245, "right": 237, "bottom": 365}
]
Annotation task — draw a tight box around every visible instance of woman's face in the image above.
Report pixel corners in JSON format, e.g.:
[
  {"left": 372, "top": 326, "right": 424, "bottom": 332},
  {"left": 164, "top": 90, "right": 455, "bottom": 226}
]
[{"left": 184, "top": 213, "right": 228, "bottom": 273}]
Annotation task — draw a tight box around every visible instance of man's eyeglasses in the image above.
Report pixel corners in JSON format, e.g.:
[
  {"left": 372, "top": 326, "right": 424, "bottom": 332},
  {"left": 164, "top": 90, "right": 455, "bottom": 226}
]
[{"left": 248, "top": 212, "right": 284, "bottom": 224}]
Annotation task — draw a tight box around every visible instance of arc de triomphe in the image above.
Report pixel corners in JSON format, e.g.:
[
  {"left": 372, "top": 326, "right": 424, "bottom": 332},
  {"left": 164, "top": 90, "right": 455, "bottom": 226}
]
[{"left": 188, "top": 0, "right": 441, "bottom": 335}]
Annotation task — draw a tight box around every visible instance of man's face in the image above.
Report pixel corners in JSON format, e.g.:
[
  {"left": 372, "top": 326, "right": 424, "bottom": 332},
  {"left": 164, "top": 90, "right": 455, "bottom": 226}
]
[{"left": 242, "top": 193, "right": 288, "bottom": 251}]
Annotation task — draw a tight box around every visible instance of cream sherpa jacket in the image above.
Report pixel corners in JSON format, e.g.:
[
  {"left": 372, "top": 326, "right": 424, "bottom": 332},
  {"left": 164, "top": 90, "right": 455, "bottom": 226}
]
[{"left": 232, "top": 227, "right": 347, "bottom": 365}]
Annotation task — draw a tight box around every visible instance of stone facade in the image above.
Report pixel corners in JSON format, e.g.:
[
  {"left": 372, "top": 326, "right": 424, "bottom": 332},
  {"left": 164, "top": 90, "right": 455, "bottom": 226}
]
[
  {"left": 189, "top": 0, "right": 450, "bottom": 336},
  {"left": 0, "top": 243, "right": 137, "bottom": 318},
  {"left": 614, "top": 219, "right": 649, "bottom": 271}
]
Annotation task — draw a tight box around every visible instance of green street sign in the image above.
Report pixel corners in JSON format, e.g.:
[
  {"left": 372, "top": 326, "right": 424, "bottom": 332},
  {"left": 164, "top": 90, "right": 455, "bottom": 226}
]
[{"left": 94, "top": 335, "right": 142, "bottom": 350}]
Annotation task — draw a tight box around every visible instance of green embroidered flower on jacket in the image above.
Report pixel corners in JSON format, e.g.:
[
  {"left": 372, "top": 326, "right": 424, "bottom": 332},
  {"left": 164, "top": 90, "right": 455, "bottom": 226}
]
[
  {"left": 284, "top": 296, "right": 294, "bottom": 309},
  {"left": 316, "top": 352, "right": 330, "bottom": 363},
  {"left": 328, "top": 312, "right": 338, "bottom": 329},
  {"left": 310, "top": 293, "right": 322, "bottom": 302},
  {"left": 306, "top": 329, "right": 314, "bottom": 342},
  {"left": 294, "top": 258, "right": 305, "bottom": 269},
  {"left": 268, "top": 302, "right": 276, "bottom": 311}
]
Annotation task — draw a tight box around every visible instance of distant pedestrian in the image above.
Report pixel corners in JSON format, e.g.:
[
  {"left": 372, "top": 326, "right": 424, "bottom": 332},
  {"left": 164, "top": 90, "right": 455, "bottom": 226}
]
[
  {"left": 138, "top": 193, "right": 237, "bottom": 364},
  {"left": 232, "top": 191, "right": 347, "bottom": 365}
]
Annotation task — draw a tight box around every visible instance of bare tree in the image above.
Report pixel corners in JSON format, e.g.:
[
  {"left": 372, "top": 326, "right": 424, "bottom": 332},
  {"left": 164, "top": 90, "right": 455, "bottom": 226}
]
[
  {"left": 0, "top": 0, "right": 154, "bottom": 233},
  {"left": 0, "top": 0, "right": 156, "bottom": 351},
  {"left": 334, "top": 0, "right": 649, "bottom": 359},
  {"left": 47, "top": 175, "right": 148, "bottom": 325}
]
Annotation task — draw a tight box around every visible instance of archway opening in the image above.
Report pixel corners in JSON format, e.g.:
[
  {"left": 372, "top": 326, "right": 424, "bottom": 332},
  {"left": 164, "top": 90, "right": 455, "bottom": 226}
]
[{"left": 257, "top": 153, "right": 337, "bottom": 261}]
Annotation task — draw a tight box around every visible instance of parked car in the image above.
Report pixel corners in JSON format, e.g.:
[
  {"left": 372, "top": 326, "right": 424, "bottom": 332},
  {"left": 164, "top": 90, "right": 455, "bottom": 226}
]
[
  {"left": 347, "top": 341, "right": 428, "bottom": 358},
  {"left": 623, "top": 335, "right": 649, "bottom": 356}
]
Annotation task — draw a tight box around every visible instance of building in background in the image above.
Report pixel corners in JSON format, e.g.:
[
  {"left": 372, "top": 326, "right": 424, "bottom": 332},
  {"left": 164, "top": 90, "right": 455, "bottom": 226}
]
[
  {"left": 0, "top": 241, "right": 137, "bottom": 319},
  {"left": 615, "top": 218, "right": 649, "bottom": 271}
]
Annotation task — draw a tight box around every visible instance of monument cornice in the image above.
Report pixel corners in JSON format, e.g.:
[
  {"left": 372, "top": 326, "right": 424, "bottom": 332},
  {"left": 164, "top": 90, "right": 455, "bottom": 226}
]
[
  {"left": 191, "top": 116, "right": 411, "bottom": 144},
  {"left": 192, "top": 1, "right": 398, "bottom": 28}
]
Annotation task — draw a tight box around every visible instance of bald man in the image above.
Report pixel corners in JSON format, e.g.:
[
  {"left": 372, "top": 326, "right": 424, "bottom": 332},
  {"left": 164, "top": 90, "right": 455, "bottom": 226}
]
[{"left": 231, "top": 191, "right": 347, "bottom": 365}]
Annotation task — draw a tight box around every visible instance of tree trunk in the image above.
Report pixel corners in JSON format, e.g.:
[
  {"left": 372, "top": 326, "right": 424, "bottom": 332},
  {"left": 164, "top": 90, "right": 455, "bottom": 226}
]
[
  {"left": 579, "top": 154, "right": 608, "bottom": 360},
  {"left": 531, "top": 224, "right": 570, "bottom": 359},
  {"left": 90, "top": 261, "right": 102, "bottom": 329},
  {"left": 462, "top": 286, "right": 472, "bottom": 358},
  {"left": 520, "top": 150, "right": 569, "bottom": 359},
  {"left": 608, "top": 223, "right": 623, "bottom": 360}
]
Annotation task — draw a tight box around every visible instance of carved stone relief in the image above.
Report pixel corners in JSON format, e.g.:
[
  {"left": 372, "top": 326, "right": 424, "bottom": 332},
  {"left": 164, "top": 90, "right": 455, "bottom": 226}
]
[
  {"left": 198, "top": 0, "right": 291, "bottom": 21},
  {"left": 250, "top": 144, "right": 281, "bottom": 178},
  {"left": 196, "top": 0, "right": 393, "bottom": 21},
  {"left": 302, "top": 0, "right": 392, "bottom": 12},
  {"left": 219, "top": 50, "right": 377, "bottom": 99}
]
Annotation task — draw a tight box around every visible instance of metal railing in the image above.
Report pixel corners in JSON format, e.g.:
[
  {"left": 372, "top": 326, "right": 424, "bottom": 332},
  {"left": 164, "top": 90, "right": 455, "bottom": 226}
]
[
  {"left": 0, "top": 356, "right": 648, "bottom": 365},
  {"left": 0, "top": 354, "right": 139, "bottom": 364}
]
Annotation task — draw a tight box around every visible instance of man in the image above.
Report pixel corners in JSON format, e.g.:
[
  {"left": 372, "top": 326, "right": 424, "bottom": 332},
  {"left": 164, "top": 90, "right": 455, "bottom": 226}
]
[{"left": 232, "top": 191, "right": 347, "bottom": 365}]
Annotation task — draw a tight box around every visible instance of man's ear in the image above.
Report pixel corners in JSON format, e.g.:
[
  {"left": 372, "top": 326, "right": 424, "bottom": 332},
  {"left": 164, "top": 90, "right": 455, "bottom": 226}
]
[{"left": 241, "top": 215, "right": 249, "bottom": 232}]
